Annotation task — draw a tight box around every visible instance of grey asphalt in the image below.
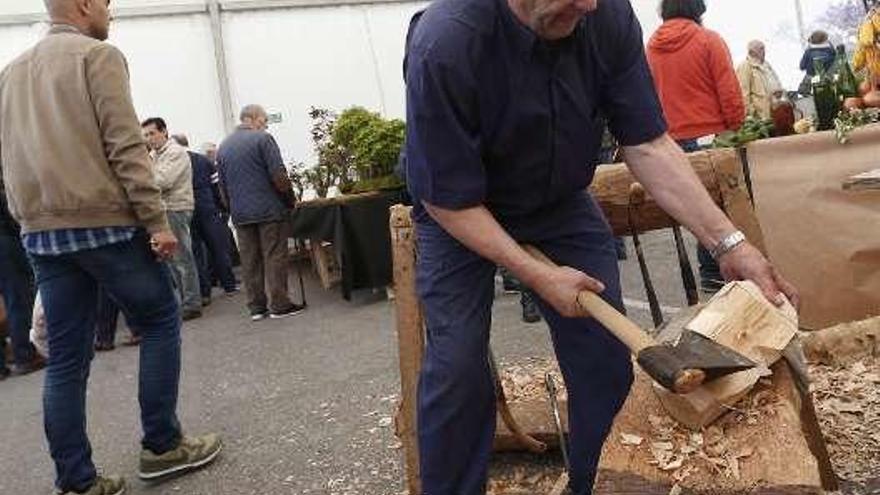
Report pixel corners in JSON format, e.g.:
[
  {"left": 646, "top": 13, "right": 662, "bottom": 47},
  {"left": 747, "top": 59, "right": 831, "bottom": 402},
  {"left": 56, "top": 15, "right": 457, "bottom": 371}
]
[{"left": 0, "top": 231, "right": 707, "bottom": 495}]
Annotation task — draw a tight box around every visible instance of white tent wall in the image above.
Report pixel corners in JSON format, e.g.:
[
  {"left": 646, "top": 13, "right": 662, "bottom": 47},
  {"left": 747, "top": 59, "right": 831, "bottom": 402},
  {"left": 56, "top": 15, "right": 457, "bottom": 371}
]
[
  {"left": 222, "top": 2, "right": 425, "bottom": 162},
  {"left": 0, "top": 0, "right": 859, "bottom": 165},
  {"left": 113, "top": 13, "right": 226, "bottom": 150}
]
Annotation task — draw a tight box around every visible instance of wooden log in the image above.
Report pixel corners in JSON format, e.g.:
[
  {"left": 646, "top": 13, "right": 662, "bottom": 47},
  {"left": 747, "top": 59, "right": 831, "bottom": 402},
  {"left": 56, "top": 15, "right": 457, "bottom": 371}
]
[
  {"left": 590, "top": 149, "right": 766, "bottom": 251},
  {"left": 802, "top": 316, "right": 880, "bottom": 366},
  {"left": 494, "top": 400, "right": 568, "bottom": 452},
  {"left": 390, "top": 205, "right": 424, "bottom": 495},
  {"left": 653, "top": 281, "right": 798, "bottom": 429},
  {"left": 594, "top": 361, "right": 835, "bottom": 494}
]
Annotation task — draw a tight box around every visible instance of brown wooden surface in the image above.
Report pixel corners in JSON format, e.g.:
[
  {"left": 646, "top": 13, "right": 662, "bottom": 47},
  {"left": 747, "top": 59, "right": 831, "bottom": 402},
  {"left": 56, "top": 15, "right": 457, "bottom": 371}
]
[
  {"left": 390, "top": 205, "right": 424, "bottom": 495},
  {"left": 598, "top": 363, "right": 830, "bottom": 494}
]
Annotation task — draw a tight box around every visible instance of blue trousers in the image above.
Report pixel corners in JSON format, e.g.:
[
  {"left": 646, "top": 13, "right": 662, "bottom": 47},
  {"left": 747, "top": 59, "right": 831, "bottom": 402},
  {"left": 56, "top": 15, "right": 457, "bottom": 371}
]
[
  {"left": 29, "top": 233, "right": 182, "bottom": 492},
  {"left": 0, "top": 234, "right": 36, "bottom": 368},
  {"left": 416, "top": 209, "right": 633, "bottom": 494},
  {"left": 191, "top": 207, "right": 237, "bottom": 297}
]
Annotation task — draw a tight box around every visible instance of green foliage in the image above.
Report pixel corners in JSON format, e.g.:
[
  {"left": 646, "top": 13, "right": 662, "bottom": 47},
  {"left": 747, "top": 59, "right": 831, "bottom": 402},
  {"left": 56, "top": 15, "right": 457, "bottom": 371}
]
[
  {"left": 712, "top": 115, "right": 775, "bottom": 148},
  {"left": 334, "top": 107, "right": 406, "bottom": 181},
  {"left": 302, "top": 106, "right": 405, "bottom": 198}
]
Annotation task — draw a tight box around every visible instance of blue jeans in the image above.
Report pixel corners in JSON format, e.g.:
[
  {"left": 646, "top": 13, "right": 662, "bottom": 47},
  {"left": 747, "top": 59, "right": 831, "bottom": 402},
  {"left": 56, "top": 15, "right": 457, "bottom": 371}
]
[
  {"left": 0, "top": 234, "right": 36, "bottom": 368},
  {"left": 30, "top": 233, "right": 182, "bottom": 492}
]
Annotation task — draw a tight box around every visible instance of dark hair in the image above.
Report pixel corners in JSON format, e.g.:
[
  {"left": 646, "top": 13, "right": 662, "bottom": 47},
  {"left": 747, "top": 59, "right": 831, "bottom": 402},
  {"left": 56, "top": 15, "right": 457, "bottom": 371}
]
[
  {"left": 141, "top": 117, "right": 167, "bottom": 131},
  {"left": 660, "top": 0, "right": 706, "bottom": 23},
  {"left": 808, "top": 30, "right": 828, "bottom": 45}
]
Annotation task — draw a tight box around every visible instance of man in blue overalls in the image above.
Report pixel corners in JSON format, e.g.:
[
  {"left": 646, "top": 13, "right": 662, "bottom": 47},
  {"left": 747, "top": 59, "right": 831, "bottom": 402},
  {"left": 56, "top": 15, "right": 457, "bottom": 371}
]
[{"left": 404, "top": 0, "right": 799, "bottom": 493}]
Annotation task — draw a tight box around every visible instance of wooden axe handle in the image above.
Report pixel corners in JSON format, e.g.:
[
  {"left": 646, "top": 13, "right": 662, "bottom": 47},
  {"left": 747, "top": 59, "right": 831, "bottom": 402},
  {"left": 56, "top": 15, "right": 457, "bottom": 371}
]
[{"left": 523, "top": 245, "right": 655, "bottom": 354}]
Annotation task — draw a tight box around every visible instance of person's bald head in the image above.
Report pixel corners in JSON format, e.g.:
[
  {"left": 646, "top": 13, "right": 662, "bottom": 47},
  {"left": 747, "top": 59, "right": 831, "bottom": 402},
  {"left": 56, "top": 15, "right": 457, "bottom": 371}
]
[
  {"left": 44, "top": 0, "right": 112, "bottom": 41},
  {"left": 747, "top": 40, "right": 765, "bottom": 63},
  {"left": 239, "top": 104, "right": 269, "bottom": 131}
]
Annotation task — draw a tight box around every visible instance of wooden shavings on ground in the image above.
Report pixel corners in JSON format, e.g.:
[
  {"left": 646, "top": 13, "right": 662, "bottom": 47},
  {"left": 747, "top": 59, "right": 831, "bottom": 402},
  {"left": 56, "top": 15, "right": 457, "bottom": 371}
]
[
  {"left": 812, "top": 356, "right": 880, "bottom": 485},
  {"left": 499, "top": 358, "right": 566, "bottom": 404}
]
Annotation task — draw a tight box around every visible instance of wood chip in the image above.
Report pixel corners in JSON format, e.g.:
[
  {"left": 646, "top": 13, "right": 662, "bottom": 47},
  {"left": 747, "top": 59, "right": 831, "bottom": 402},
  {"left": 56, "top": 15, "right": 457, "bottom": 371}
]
[{"left": 620, "top": 433, "right": 644, "bottom": 446}]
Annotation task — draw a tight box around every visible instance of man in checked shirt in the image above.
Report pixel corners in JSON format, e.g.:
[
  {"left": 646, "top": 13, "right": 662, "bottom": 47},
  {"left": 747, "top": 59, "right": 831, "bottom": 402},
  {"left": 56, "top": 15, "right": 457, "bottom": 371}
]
[{"left": 0, "top": 1, "right": 221, "bottom": 493}]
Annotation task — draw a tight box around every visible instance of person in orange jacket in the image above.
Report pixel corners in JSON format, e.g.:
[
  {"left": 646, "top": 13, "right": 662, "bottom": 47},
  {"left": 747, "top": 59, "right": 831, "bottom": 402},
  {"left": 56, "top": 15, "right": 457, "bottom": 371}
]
[{"left": 646, "top": 0, "right": 746, "bottom": 292}]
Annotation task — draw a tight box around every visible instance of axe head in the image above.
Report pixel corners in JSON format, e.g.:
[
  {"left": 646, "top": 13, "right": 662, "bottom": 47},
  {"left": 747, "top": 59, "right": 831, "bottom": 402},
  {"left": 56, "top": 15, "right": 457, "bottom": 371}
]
[{"left": 637, "top": 330, "right": 757, "bottom": 394}]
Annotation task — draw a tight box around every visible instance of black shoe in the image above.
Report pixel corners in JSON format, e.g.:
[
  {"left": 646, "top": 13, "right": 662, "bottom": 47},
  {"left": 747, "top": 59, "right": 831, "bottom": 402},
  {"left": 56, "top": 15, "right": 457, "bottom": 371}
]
[
  {"left": 224, "top": 286, "right": 241, "bottom": 296},
  {"left": 201, "top": 296, "right": 212, "bottom": 307},
  {"left": 250, "top": 309, "right": 270, "bottom": 322},
  {"left": 10, "top": 355, "right": 46, "bottom": 376},
  {"left": 0, "top": 367, "right": 10, "bottom": 380},
  {"left": 521, "top": 291, "right": 542, "bottom": 324},
  {"left": 269, "top": 304, "right": 306, "bottom": 319},
  {"left": 95, "top": 342, "right": 116, "bottom": 352},
  {"left": 182, "top": 309, "right": 203, "bottom": 321}
]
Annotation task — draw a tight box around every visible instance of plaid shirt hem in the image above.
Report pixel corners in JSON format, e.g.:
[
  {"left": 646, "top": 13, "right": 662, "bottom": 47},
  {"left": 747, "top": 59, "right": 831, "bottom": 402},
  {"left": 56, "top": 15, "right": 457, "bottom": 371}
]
[{"left": 23, "top": 226, "right": 139, "bottom": 256}]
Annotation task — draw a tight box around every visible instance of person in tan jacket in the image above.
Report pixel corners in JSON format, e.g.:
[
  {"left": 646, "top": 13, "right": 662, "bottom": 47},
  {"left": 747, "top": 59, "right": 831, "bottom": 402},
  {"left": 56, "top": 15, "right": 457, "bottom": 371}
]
[
  {"left": 142, "top": 117, "right": 203, "bottom": 320},
  {"left": 737, "top": 40, "right": 784, "bottom": 120},
  {"left": 0, "top": 1, "right": 221, "bottom": 493}
]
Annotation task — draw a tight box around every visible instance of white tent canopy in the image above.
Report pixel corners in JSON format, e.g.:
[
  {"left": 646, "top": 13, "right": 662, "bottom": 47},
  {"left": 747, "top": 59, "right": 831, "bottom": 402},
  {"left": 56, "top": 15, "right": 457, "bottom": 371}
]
[{"left": 0, "top": 0, "right": 862, "bottom": 166}]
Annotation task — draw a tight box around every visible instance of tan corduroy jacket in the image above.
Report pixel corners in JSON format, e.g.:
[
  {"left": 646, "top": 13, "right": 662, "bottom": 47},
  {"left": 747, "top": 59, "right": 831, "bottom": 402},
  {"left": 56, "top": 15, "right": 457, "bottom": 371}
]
[
  {"left": 736, "top": 56, "right": 784, "bottom": 120},
  {"left": 0, "top": 24, "right": 168, "bottom": 234}
]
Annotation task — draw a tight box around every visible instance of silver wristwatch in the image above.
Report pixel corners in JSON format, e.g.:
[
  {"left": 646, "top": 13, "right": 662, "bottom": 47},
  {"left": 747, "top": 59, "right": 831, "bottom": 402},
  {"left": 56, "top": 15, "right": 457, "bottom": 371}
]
[{"left": 710, "top": 230, "right": 746, "bottom": 260}]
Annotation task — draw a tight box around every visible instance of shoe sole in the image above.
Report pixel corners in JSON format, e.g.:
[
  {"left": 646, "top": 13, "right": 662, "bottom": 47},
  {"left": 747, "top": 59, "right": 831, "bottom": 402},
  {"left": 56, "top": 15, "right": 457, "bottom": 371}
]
[
  {"left": 138, "top": 442, "right": 223, "bottom": 481},
  {"left": 251, "top": 314, "right": 269, "bottom": 321},
  {"left": 269, "top": 308, "right": 305, "bottom": 319}
]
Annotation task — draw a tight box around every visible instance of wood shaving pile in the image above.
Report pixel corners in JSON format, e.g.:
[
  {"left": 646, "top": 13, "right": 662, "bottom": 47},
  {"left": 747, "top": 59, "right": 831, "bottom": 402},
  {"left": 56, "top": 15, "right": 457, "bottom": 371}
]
[
  {"left": 499, "top": 358, "right": 566, "bottom": 404},
  {"left": 486, "top": 465, "right": 563, "bottom": 495},
  {"left": 615, "top": 380, "right": 777, "bottom": 488},
  {"left": 812, "top": 357, "right": 880, "bottom": 485}
]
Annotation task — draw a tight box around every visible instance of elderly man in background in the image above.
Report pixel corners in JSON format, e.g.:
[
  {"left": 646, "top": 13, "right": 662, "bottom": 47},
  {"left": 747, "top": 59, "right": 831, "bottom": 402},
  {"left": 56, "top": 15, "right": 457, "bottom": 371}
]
[
  {"left": 217, "top": 105, "right": 303, "bottom": 321},
  {"left": 737, "top": 40, "right": 784, "bottom": 120},
  {"left": 0, "top": 0, "right": 221, "bottom": 493},
  {"left": 142, "top": 118, "right": 203, "bottom": 321}
]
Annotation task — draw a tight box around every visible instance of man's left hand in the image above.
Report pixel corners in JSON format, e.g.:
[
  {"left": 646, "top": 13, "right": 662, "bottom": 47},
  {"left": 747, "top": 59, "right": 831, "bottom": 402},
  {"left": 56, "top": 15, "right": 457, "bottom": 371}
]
[{"left": 718, "top": 242, "right": 799, "bottom": 308}]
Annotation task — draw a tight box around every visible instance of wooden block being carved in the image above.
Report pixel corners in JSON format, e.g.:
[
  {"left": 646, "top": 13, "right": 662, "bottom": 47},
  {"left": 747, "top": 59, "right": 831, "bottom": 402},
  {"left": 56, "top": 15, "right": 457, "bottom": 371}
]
[{"left": 653, "top": 281, "right": 798, "bottom": 429}]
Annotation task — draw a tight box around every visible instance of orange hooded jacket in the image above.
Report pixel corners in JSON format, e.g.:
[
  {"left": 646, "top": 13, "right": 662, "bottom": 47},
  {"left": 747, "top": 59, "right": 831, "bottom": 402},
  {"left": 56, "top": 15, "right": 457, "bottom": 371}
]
[{"left": 647, "top": 19, "right": 745, "bottom": 141}]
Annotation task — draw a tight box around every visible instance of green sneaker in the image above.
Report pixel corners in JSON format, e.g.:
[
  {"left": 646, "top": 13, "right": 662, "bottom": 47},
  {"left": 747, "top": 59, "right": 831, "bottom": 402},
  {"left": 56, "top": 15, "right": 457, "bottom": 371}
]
[
  {"left": 56, "top": 475, "right": 126, "bottom": 495},
  {"left": 139, "top": 433, "right": 222, "bottom": 481}
]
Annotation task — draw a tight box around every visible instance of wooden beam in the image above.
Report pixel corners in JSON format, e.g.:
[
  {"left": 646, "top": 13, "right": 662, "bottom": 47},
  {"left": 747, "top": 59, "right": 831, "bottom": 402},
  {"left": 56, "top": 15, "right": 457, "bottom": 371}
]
[
  {"left": 390, "top": 204, "right": 424, "bottom": 495},
  {"left": 590, "top": 149, "right": 766, "bottom": 251}
]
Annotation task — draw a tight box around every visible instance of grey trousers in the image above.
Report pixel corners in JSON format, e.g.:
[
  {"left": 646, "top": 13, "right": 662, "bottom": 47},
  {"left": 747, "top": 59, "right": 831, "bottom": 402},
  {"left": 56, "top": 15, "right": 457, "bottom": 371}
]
[
  {"left": 166, "top": 210, "right": 202, "bottom": 313},
  {"left": 235, "top": 220, "right": 292, "bottom": 313}
]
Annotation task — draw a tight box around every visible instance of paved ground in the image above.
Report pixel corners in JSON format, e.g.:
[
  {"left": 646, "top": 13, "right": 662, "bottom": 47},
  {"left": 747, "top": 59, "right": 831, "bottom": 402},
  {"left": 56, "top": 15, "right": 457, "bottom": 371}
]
[{"left": 0, "top": 232, "right": 715, "bottom": 495}]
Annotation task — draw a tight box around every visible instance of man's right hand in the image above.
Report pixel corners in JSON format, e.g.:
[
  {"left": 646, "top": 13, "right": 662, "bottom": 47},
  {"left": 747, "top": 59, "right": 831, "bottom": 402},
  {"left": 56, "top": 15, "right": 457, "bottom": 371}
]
[
  {"left": 528, "top": 264, "right": 606, "bottom": 319},
  {"left": 149, "top": 230, "right": 178, "bottom": 260}
]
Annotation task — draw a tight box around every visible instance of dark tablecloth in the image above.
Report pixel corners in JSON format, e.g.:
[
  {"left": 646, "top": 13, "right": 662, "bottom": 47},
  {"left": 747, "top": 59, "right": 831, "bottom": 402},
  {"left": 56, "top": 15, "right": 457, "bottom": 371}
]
[{"left": 290, "top": 189, "right": 406, "bottom": 300}]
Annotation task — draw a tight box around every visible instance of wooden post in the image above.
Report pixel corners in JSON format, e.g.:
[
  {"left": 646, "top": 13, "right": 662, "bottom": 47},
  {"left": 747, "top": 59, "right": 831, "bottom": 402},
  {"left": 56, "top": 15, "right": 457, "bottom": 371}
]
[{"left": 390, "top": 204, "right": 423, "bottom": 495}]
